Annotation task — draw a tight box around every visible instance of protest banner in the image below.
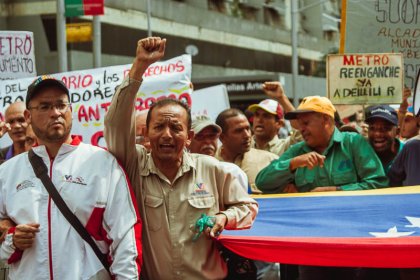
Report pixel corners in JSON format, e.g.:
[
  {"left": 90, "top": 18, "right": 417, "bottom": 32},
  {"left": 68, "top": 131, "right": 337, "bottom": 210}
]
[
  {"left": 414, "top": 69, "right": 420, "bottom": 116},
  {"left": 340, "top": 0, "right": 420, "bottom": 90},
  {"left": 327, "top": 53, "right": 404, "bottom": 105},
  {"left": 0, "top": 31, "right": 36, "bottom": 80},
  {"left": 0, "top": 55, "right": 192, "bottom": 148}
]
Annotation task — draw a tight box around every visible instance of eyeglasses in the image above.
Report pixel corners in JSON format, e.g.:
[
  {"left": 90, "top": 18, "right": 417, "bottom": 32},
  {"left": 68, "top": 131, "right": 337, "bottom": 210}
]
[
  {"left": 194, "top": 133, "right": 219, "bottom": 141},
  {"left": 28, "top": 102, "right": 71, "bottom": 114}
]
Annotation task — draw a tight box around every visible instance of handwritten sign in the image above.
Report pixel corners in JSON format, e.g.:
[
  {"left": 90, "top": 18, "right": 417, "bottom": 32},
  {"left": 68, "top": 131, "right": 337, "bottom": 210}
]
[
  {"left": 0, "top": 31, "right": 36, "bottom": 80},
  {"left": 0, "top": 55, "right": 192, "bottom": 148},
  {"left": 340, "top": 0, "right": 420, "bottom": 90},
  {"left": 327, "top": 53, "right": 403, "bottom": 105}
]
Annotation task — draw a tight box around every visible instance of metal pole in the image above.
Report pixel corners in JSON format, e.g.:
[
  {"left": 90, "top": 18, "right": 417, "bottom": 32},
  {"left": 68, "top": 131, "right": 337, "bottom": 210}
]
[
  {"left": 93, "top": 16, "right": 101, "bottom": 68},
  {"left": 56, "top": 0, "right": 68, "bottom": 72},
  {"left": 291, "top": 0, "right": 299, "bottom": 107},
  {"left": 146, "top": 0, "right": 152, "bottom": 37}
]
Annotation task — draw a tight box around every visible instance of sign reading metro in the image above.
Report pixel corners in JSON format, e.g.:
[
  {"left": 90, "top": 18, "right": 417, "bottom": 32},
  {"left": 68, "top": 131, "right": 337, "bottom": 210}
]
[{"left": 327, "top": 53, "right": 403, "bottom": 105}]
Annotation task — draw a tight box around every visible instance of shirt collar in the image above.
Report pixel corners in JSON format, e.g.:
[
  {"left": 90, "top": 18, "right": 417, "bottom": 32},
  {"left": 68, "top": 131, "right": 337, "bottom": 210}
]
[
  {"left": 302, "top": 128, "right": 342, "bottom": 154},
  {"left": 140, "top": 149, "right": 195, "bottom": 178},
  {"left": 252, "top": 135, "right": 280, "bottom": 149},
  {"left": 5, "top": 145, "right": 13, "bottom": 160},
  {"left": 32, "top": 136, "right": 82, "bottom": 159}
]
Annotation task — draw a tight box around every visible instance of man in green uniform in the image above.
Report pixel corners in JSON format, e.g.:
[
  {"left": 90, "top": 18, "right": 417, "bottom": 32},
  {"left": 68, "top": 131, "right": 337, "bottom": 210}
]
[
  {"left": 255, "top": 96, "right": 388, "bottom": 280},
  {"left": 256, "top": 95, "right": 388, "bottom": 193}
]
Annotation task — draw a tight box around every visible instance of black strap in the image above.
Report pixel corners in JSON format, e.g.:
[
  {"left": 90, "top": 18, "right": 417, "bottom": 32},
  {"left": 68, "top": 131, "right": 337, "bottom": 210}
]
[{"left": 28, "top": 150, "right": 111, "bottom": 274}]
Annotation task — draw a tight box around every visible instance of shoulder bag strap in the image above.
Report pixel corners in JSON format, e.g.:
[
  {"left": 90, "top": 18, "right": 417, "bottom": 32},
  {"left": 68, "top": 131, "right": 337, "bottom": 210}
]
[{"left": 28, "top": 149, "right": 111, "bottom": 274}]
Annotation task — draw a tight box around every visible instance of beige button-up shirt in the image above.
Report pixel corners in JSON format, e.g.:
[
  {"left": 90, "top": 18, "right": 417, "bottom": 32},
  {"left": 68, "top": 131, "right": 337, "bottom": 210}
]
[
  {"left": 251, "top": 132, "right": 302, "bottom": 156},
  {"left": 215, "top": 147, "right": 278, "bottom": 193},
  {"left": 104, "top": 78, "right": 258, "bottom": 280}
]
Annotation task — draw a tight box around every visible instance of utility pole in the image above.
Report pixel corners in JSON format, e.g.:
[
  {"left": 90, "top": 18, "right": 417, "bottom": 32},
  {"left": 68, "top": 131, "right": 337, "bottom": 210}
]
[
  {"left": 146, "top": 0, "right": 152, "bottom": 36},
  {"left": 291, "top": 0, "right": 299, "bottom": 107},
  {"left": 57, "top": 0, "right": 68, "bottom": 72},
  {"left": 93, "top": 16, "right": 101, "bottom": 68}
]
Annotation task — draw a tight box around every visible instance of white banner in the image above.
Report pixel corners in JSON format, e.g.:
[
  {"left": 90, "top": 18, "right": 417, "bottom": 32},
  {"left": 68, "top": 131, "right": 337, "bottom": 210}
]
[
  {"left": 0, "top": 55, "right": 192, "bottom": 148},
  {"left": 327, "top": 53, "right": 404, "bottom": 105},
  {"left": 0, "top": 31, "right": 37, "bottom": 80}
]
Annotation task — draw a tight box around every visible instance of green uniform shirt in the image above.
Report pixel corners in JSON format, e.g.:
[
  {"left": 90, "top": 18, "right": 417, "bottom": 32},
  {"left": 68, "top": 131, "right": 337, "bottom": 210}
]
[{"left": 256, "top": 128, "right": 389, "bottom": 193}]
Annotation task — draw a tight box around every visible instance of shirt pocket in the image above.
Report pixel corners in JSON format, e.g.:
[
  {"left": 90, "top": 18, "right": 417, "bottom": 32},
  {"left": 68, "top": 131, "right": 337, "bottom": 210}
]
[
  {"left": 294, "top": 169, "right": 315, "bottom": 191},
  {"left": 332, "top": 171, "right": 355, "bottom": 186},
  {"left": 144, "top": 194, "right": 164, "bottom": 232},
  {"left": 187, "top": 195, "right": 216, "bottom": 225}
]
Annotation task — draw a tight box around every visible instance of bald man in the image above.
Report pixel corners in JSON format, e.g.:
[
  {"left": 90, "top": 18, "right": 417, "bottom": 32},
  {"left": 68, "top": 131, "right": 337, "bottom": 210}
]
[
  {"left": 0, "top": 102, "right": 29, "bottom": 164},
  {"left": 135, "top": 109, "right": 151, "bottom": 151}
]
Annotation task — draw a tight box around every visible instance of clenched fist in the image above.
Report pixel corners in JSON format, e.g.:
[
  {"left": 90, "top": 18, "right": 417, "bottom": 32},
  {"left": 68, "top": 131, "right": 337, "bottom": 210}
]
[{"left": 130, "top": 37, "right": 166, "bottom": 81}]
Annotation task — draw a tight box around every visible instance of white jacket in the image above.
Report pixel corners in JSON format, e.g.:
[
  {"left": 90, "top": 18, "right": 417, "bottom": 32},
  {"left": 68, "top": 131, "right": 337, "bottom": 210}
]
[{"left": 0, "top": 138, "right": 142, "bottom": 280}]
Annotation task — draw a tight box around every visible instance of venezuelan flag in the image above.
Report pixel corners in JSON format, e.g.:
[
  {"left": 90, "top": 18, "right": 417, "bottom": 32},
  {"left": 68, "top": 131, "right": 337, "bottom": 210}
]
[{"left": 219, "top": 186, "right": 420, "bottom": 268}]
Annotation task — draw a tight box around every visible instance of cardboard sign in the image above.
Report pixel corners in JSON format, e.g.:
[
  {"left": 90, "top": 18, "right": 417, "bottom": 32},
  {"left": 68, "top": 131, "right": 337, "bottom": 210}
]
[
  {"left": 340, "top": 0, "right": 420, "bottom": 90},
  {"left": 0, "top": 31, "right": 36, "bottom": 80},
  {"left": 0, "top": 55, "right": 192, "bottom": 148},
  {"left": 327, "top": 53, "right": 404, "bottom": 105}
]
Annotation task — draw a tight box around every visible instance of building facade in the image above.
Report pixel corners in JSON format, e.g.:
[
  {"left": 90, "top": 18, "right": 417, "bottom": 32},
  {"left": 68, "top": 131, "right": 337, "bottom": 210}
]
[{"left": 0, "top": 0, "right": 341, "bottom": 107}]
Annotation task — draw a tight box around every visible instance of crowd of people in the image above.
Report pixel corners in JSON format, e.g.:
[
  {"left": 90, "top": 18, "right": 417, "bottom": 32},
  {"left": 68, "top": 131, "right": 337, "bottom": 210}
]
[{"left": 0, "top": 36, "right": 419, "bottom": 280}]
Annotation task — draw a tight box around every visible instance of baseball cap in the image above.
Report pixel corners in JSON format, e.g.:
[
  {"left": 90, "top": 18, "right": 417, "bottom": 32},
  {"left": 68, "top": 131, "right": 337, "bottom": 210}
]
[
  {"left": 284, "top": 96, "right": 336, "bottom": 120},
  {"left": 247, "top": 99, "right": 284, "bottom": 119},
  {"left": 192, "top": 115, "right": 222, "bottom": 135},
  {"left": 26, "top": 75, "right": 70, "bottom": 107},
  {"left": 365, "top": 105, "right": 398, "bottom": 126}
]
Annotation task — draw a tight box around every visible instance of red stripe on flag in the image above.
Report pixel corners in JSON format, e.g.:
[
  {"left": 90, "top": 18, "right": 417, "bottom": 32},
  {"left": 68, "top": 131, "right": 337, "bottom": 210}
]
[{"left": 219, "top": 235, "right": 420, "bottom": 268}]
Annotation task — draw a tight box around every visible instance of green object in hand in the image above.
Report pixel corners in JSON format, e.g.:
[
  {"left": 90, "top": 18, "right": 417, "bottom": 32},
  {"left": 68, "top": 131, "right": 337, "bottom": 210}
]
[{"left": 193, "top": 214, "right": 215, "bottom": 241}]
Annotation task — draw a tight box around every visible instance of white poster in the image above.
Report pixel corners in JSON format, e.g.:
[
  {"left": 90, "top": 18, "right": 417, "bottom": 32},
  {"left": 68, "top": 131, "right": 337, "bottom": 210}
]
[
  {"left": 0, "top": 31, "right": 37, "bottom": 80},
  {"left": 0, "top": 55, "right": 192, "bottom": 148},
  {"left": 327, "top": 53, "right": 403, "bottom": 105},
  {"left": 191, "top": 85, "right": 230, "bottom": 121}
]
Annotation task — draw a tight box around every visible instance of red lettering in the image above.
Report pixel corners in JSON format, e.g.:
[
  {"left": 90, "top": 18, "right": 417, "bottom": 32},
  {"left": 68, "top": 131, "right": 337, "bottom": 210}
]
[
  {"left": 24, "top": 35, "right": 32, "bottom": 55},
  {"left": 61, "top": 75, "right": 93, "bottom": 89},
  {"left": 144, "top": 97, "right": 157, "bottom": 108},
  {"left": 179, "top": 93, "right": 192, "bottom": 106},
  {"left": 69, "top": 76, "right": 77, "bottom": 89},
  {"left": 82, "top": 75, "right": 93, "bottom": 87},
  {"left": 14, "top": 37, "right": 23, "bottom": 55},
  {"left": 88, "top": 105, "right": 100, "bottom": 121},
  {"left": 343, "top": 55, "right": 355, "bottom": 65},
  {"left": 100, "top": 102, "right": 111, "bottom": 113},
  {"left": 78, "top": 105, "right": 88, "bottom": 122},
  {"left": 355, "top": 55, "right": 363, "bottom": 66},
  {"left": 373, "top": 55, "right": 381, "bottom": 65},
  {"left": 91, "top": 130, "right": 104, "bottom": 147},
  {"left": 382, "top": 55, "right": 389, "bottom": 65},
  {"left": 135, "top": 97, "right": 144, "bottom": 111},
  {"left": 176, "top": 61, "right": 185, "bottom": 72}
]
